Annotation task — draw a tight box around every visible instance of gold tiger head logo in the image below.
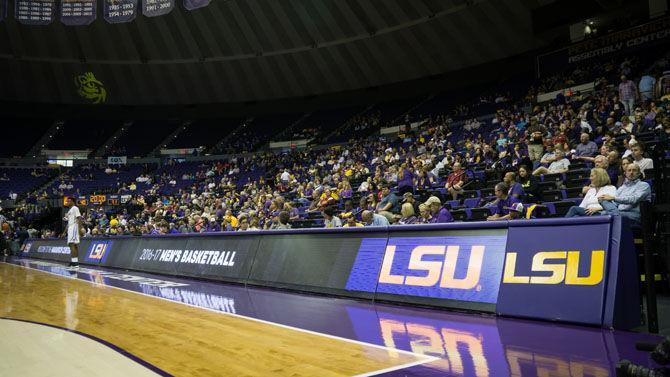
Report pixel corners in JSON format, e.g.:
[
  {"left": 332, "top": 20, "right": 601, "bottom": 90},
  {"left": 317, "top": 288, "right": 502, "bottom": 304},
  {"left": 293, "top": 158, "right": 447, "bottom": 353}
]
[{"left": 75, "top": 72, "right": 107, "bottom": 104}]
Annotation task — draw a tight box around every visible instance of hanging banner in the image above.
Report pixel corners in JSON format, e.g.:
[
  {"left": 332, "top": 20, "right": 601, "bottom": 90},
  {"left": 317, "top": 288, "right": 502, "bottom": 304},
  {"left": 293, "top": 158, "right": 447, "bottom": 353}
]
[
  {"left": 104, "top": 0, "right": 137, "bottom": 24},
  {"left": 15, "top": 0, "right": 56, "bottom": 25},
  {"left": 0, "top": 0, "right": 7, "bottom": 22},
  {"left": 142, "top": 0, "right": 173, "bottom": 17},
  {"left": 183, "top": 0, "right": 210, "bottom": 11},
  {"left": 61, "top": 0, "right": 96, "bottom": 26}
]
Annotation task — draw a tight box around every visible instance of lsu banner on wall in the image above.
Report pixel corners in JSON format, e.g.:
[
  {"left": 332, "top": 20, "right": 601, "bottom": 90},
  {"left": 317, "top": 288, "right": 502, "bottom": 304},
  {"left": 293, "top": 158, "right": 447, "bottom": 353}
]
[
  {"left": 183, "top": 0, "right": 210, "bottom": 11},
  {"left": 104, "top": 0, "right": 137, "bottom": 24},
  {"left": 15, "top": 0, "right": 56, "bottom": 25},
  {"left": 346, "top": 235, "right": 507, "bottom": 308},
  {"left": 142, "top": 0, "right": 173, "bottom": 17},
  {"left": 61, "top": 0, "right": 96, "bottom": 26}
]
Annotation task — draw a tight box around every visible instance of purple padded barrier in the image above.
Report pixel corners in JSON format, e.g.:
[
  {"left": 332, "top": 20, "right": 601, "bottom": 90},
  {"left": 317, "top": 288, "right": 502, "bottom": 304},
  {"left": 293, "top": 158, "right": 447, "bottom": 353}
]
[
  {"left": 20, "top": 216, "right": 640, "bottom": 328},
  {"left": 498, "top": 216, "right": 616, "bottom": 326},
  {"left": 603, "top": 215, "right": 640, "bottom": 329}
]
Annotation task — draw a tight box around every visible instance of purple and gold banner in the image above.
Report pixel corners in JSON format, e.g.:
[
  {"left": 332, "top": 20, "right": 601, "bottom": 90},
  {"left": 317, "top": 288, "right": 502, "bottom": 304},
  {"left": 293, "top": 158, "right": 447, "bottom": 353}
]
[
  {"left": 61, "top": 0, "right": 96, "bottom": 26},
  {"left": 15, "top": 0, "right": 55, "bottom": 25},
  {"left": 142, "top": 0, "right": 173, "bottom": 17},
  {"left": 183, "top": 0, "right": 210, "bottom": 11},
  {"left": 104, "top": 0, "right": 137, "bottom": 24}
]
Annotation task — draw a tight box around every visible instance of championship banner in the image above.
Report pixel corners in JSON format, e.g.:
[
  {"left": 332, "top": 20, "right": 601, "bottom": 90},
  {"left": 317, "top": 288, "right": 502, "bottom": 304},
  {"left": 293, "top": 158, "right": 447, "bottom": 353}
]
[
  {"left": 15, "top": 0, "right": 56, "bottom": 25},
  {"left": 142, "top": 0, "right": 173, "bottom": 17},
  {"left": 183, "top": 0, "right": 210, "bottom": 11},
  {"left": 0, "top": 0, "right": 7, "bottom": 22},
  {"left": 104, "top": 0, "right": 137, "bottom": 24},
  {"left": 61, "top": 0, "right": 96, "bottom": 26}
]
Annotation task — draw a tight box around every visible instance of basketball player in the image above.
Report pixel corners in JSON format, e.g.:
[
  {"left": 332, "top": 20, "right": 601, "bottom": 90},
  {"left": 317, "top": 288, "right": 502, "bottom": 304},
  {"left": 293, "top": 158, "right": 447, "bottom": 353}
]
[{"left": 63, "top": 198, "right": 83, "bottom": 267}]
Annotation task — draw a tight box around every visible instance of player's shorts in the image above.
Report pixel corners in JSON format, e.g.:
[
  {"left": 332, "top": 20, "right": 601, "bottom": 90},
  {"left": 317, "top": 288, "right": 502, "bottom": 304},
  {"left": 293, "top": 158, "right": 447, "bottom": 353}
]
[{"left": 67, "top": 225, "right": 80, "bottom": 244}]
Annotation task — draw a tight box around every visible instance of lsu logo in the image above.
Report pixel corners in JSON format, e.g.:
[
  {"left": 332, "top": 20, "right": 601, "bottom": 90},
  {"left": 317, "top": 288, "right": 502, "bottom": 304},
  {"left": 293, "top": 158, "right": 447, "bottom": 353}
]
[
  {"left": 379, "top": 245, "right": 485, "bottom": 289},
  {"left": 503, "top": 250, "right": 605, "bottom": 286},
  {"left": 86, "top": 241, "right": 112, "bottom": 263}
]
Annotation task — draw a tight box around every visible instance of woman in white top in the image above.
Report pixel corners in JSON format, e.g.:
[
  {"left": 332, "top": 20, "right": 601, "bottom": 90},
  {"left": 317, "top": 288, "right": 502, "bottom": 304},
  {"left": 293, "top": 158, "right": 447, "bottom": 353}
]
[{"left": 565, "top": 168, "right": 616, "bottom": 217}]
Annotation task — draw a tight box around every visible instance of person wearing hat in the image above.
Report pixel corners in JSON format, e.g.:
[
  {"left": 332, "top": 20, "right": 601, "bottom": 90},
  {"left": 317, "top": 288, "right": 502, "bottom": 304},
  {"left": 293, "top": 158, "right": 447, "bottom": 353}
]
[
  {"left": 402, "top": 192, "right": 420, "bottom": 215},
  {"left": 424, "top": 196, "right": 453, "bottom": 223},
  {"left": 508, "top": 202, "right": 525, "bottom": 220}
]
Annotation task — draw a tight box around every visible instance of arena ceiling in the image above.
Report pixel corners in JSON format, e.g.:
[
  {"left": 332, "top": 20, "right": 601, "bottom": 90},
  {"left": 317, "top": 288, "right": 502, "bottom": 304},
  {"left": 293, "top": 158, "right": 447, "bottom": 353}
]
[{"left": 0, "top": 0, "right": 550, "bottom": 105}]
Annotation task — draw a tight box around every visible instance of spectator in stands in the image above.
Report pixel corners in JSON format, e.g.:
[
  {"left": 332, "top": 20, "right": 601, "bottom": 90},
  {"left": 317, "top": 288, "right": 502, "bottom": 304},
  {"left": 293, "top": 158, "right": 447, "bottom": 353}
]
[
  {"left": 340, "top": 200, "right": 360, "bottom": 222},
  {"left": 589, "top": 154, "right": 617, "bottom": 187},
  {"left": 376, "top": 183, "right": 399, "bottom": 223},
  {"left": 402, "top": 192, "right": 420, "bottom": 215},
  {"left": 566, "top": 168, "right": 616, "bottom": 217},
  {"left": 639, "top": 72, "right": 656, "bottom": 101},
  {"left": 618, "top": 75, "right": 638, "bottom": 115},
  {"left": 503, "top": 171, "right": 523, "bottom": 199},
  {"left": 398, "top": 203, "right": 419, "bottom": 225},
  {"left": 273, "top": 211, "right": 292, "bottom": 230},
  {"left": 396, "top": 163, "right": 414, "bottom": 195},
  {"left": 630, "top": 144, "right": 654, "bottom": 176},
  {"left": 573, "top": 133, "right": 598, "bottom": 159},
  {"left": 517, "top": 166, "right": 539, "bottom": 202},
  {"left": 323, "top": 206, "right": 342, "bottom": 228},
  {"left": 445, "top": 162, "right": 468, "bottom": 200},
  {"left": 418, "top": 203, "right": 431, "bottom": 223},
  {"left": 532, "top": 150, "right": 570, "bottom": 176},
  {"left": 487, "top": 182, "right": 521, "bottom": 221},
  {"left": 598, "top": 163, "right": 651, "bottom": 223},
  {"left": 343, "top": 216, "right": 363, "bottom": 228},
  {"left": 424, "top": 196, "right": 453, "bottom": 223},
  {"left": 526, "top": 121, "right": 546, "bottom": 163},
  {"left": 318, "top": 188, "right": 338, "bottom": 210},
  {"left": 361, "top": 210, "right": 389, "bottom": 227},
  {"left": 539, "top": 144, "right": 556, "bottom": 167}
]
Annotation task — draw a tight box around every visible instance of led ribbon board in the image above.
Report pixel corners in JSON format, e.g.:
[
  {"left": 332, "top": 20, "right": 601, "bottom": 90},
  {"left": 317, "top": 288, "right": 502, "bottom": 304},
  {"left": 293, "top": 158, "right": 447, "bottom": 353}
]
[{"left": 346, "top": 236, "right": 508, "bottom": 304}]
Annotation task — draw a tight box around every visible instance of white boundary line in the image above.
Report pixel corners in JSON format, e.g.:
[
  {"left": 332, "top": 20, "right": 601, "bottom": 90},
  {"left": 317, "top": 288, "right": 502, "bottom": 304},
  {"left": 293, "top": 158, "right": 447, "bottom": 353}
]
[{"left": 3, "top": 261, "right": 439, "bottom": 376}]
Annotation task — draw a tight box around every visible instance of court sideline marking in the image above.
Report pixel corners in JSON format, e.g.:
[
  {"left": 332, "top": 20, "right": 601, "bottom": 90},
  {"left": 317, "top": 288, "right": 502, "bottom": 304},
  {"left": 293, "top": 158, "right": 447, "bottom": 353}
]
[{"left": 2, "top": 261, "right": 440, "bottom": 377}]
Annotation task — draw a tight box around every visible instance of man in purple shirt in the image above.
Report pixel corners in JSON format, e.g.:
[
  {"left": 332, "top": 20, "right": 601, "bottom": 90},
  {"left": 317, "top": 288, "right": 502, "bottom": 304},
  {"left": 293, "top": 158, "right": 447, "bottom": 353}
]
[
  {"left": 503, "top": 171, "right": 524, "bottom": 199},
  {"left": 487, "top": 183, "right": 521, "bottom": 221},
  {"left": 424, "top": 196, "right": 453, "bottom": 223}
]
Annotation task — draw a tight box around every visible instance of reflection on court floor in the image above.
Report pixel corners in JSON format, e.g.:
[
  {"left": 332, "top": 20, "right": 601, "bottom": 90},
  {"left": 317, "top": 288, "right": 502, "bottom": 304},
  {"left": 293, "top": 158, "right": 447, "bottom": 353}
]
[{"left": 3, "top": 258, "right": 662, "bottom": 377}]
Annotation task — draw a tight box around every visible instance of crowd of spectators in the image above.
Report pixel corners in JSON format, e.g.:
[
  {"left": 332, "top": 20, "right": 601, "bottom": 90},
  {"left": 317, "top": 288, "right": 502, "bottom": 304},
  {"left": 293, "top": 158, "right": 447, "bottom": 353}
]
[{"left": 0, "top": 51, "right": 668, "bottom": 244}]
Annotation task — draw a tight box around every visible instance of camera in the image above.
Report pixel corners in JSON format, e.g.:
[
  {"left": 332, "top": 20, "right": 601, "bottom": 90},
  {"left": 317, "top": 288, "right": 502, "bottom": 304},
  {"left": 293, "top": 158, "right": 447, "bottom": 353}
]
[{"left": 616, "top": 338, "right": 670, "bottom": 377}]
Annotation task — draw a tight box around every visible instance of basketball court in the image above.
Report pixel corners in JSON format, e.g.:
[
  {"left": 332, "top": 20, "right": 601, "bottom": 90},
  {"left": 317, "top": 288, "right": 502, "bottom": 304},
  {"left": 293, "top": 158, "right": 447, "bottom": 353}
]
[{"left": 0, "top": 257, "right": 661, "bottom": 376}]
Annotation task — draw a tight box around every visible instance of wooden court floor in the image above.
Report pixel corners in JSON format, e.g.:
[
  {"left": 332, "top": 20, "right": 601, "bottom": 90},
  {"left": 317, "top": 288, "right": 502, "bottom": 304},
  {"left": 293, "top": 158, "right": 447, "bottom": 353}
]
[{"left": 0, "top": 262, "right": 432, "bottom": 376}]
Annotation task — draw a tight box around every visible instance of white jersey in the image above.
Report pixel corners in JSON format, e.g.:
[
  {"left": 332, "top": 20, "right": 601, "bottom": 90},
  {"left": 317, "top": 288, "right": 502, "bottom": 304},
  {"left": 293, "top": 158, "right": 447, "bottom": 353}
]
[
  {"left": 66, "top": 206, "right": 81, "bottom": 228},
  {"left": 66, "top": 206, "right": 81, "bottom": 244}
]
